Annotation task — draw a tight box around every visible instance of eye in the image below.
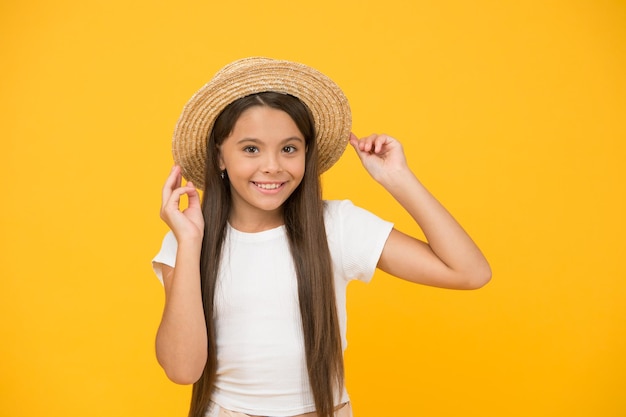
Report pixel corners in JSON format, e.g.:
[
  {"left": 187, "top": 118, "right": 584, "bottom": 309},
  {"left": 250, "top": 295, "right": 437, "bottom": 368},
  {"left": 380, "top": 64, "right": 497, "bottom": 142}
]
[
  {"left": 282, "top": 145, "right": 297, "bottom": 154},
  {"left": 243, "top": 146, "right": 259, "bottom": 153}
]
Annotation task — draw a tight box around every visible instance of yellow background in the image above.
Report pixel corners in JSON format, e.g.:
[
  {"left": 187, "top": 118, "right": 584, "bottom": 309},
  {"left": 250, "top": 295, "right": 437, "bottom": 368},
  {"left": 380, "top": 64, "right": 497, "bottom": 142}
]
[{"left": 1, "top": 0, "right": 625, "bottom": 416}]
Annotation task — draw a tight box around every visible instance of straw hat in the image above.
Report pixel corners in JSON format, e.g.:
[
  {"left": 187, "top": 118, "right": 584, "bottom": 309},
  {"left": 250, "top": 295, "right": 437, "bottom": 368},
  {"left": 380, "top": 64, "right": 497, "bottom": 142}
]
[{"left": 172, "top": 57, "right": 352, "bottom": 189}]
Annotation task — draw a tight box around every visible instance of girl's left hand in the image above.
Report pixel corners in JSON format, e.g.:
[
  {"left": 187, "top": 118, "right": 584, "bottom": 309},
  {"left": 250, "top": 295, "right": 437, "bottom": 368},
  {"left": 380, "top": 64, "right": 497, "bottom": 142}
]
[{"left": 349, "top": 133, "right": 409, "bottom": 183}]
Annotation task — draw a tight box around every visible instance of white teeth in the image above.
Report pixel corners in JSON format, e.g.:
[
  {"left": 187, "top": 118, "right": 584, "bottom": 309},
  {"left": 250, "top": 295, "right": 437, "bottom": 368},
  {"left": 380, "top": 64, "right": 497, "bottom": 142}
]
[{"left": 255, "top": 183, "right": 281, "bottom": 190}]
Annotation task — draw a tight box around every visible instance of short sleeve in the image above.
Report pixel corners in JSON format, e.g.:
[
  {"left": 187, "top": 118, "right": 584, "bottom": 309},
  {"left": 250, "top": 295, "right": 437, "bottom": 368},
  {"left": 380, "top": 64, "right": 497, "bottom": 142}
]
[
  {"left": 151, "top": 231, "right": 178, "bottom": 284},
  {"left": 324, "top": 200, "right": 394, "bottom": 283}
]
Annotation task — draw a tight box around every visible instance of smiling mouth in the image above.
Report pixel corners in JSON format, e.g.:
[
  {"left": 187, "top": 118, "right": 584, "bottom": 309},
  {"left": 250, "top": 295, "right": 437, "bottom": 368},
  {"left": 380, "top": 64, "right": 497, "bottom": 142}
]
[{"left": 253, "top": 182, "right": 284, "bottom": 190}]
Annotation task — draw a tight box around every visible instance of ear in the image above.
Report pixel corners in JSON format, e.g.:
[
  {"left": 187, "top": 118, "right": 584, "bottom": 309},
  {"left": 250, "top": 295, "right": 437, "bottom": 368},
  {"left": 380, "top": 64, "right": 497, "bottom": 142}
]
[{"left": 217, "top": 145, "right": 226, "bottom": 171}]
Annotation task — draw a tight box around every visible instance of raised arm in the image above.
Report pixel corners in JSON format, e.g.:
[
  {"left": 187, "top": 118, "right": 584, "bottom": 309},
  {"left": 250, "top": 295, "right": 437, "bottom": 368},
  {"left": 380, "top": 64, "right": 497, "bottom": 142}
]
[
  {"left": 350, "top": 133, "right": 491, "bottom": 290},
  {"left": 155, "top": 165, "right": 208, "bottom": 384}
]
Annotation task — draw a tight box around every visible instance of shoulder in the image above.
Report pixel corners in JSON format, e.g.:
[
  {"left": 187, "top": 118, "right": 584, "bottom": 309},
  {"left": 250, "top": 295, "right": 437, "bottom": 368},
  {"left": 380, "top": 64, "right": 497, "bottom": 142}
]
[
  {"left": 323, "top": 199, "right": 391, "bottom": 227},
  {"left": 323, "top": 199, "right": 393, "bottom": 247},
  {"left": 323, "top": 199, "right": 354, "bottom": 230},
  {"left": 323, "top": 199, "right": 349, "bottom": 219},
  {"left": 323, "top": 199, "right": 362, "bottom": 221}
]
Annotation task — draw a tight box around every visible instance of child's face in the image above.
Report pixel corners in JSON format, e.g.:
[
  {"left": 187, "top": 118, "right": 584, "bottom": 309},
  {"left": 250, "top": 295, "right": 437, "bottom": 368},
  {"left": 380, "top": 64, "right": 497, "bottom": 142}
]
[{"left": 218, "top": 105, "right": 306, "bottom": 226}]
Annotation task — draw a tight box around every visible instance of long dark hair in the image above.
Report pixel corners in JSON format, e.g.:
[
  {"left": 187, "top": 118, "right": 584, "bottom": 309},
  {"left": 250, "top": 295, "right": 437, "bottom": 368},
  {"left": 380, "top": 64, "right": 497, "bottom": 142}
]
[{"left": 188, "top": 92, "right": 343, "bottom": 417}]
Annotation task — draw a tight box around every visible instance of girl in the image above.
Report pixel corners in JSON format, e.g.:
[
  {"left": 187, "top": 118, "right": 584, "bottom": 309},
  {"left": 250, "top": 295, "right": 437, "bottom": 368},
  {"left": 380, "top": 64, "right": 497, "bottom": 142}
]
[{"left": 153, "top": 57, "right": 491, "bottom": 417}]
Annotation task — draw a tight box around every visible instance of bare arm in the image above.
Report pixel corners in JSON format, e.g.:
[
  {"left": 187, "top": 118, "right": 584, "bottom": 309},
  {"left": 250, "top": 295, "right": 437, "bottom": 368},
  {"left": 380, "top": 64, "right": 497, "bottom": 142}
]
[
  {"left": 155, "top": 166, "right": 207, "bottom": 384},
  {"left": 350, "top": 134, "right": 491, "bottom": 290}
]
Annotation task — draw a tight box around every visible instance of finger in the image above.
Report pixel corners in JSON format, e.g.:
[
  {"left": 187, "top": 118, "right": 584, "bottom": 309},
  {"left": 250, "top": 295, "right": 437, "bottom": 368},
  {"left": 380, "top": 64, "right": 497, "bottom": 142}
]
[
  {"left": 351, "top": 134, "right": 372, "bottom": 153},
  {"left": 161, "top": 185, "right": 196, "bottom": 219},
  {"left": 169, "top": 183, "right": 197, "bottom": 203},
  {"left": 162, "top": 166, "right": 182, "bottom": 203},
  {"left": 362, "top": 134, "right": 378, "bottom": 153},
  {"left": 373, "top": 134, "right": 392, "bottom": 154},
  {"left": 349, "top": 135, "right": 370, "bottom": 161},
  {"left": 186, "top": 182, "right": 202, "bottom": 209},
  {"left": 349, "top": 132, "right": 359, "bottom": 147},
  {"left": 166, "top": 166, "right": 182, "bottom": 189},
  {"left": 162, "top": 181, "right": 192, "bottom": 210}
]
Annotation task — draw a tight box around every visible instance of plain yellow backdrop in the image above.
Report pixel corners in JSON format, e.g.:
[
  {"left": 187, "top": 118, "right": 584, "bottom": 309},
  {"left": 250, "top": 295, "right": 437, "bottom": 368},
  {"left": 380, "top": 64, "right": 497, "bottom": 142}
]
[{"left": 1, "top": 0, "right": 625, "bottom": 416}]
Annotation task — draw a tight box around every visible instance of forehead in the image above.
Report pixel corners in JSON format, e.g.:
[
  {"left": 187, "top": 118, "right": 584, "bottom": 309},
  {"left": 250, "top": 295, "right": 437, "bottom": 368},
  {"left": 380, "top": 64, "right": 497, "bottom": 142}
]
[{"left": 229, "top": 106, "right": 304, "bottom": 139}]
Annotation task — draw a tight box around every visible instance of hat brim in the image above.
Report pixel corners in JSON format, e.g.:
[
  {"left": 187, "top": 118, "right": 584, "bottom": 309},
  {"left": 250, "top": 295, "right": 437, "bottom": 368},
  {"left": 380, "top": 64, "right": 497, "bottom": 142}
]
[{"left": 172, "top": 57, "right": 352, "bottom": 189}]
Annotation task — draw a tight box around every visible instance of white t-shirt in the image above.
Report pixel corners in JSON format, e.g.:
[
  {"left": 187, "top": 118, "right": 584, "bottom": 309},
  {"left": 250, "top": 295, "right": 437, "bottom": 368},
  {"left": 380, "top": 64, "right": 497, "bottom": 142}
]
[{"left": 152, "top": 200, "right": 393, "bottom": 416}]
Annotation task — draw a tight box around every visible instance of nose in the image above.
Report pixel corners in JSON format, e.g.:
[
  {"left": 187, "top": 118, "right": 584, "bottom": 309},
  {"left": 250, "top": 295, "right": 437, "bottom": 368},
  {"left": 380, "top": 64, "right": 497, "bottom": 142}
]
[{"left": 261, "top": 152, "right": 282, "bottom": 174}]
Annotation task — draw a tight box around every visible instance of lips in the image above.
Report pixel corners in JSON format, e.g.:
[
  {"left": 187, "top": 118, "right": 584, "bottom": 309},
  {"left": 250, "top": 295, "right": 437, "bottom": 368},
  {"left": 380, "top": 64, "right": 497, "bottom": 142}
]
[{"left": 252, "top": 182, "right": 284, "bottom": 190}]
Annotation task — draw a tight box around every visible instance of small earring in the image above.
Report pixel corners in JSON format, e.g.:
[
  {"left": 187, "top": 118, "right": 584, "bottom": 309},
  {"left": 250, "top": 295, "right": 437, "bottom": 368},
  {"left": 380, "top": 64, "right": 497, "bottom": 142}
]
[{"left": 220, "top": 170, "right": 225, "bottom": 179}]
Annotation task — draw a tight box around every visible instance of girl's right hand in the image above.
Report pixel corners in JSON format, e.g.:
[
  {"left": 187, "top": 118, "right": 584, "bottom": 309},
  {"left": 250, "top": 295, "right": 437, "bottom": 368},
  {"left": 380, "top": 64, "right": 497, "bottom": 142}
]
[{"left": 160, "top": 165, "right": 204, "bottom": 243}]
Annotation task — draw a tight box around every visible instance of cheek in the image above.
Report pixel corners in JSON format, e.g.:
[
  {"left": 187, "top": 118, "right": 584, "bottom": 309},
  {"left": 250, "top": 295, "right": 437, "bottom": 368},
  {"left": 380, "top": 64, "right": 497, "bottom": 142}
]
[{"left": 292, "top": 156, "right": 306, "bottom": 178}]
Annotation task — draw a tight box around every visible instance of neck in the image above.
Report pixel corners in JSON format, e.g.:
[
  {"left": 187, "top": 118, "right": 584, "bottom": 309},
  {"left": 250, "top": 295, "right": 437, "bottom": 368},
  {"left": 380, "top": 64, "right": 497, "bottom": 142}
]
[{"left": 228, "top": 207, "right": 284, "bottom": 233}]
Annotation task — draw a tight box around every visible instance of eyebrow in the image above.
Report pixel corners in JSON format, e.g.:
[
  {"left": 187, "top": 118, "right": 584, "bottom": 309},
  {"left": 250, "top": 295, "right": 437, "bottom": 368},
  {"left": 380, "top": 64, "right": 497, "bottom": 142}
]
[{"left": 236, "top": 137, "right": 305, "bottom": 145}]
